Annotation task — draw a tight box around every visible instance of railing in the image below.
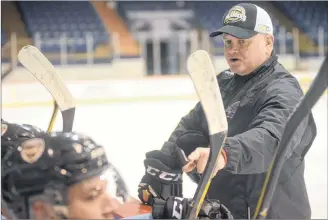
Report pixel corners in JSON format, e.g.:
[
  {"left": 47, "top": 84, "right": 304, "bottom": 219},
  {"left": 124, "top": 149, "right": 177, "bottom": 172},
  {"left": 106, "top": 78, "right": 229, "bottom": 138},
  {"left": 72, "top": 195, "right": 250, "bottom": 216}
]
[{"left": 1, "top": 26, "right": 327, "bottom": 73}]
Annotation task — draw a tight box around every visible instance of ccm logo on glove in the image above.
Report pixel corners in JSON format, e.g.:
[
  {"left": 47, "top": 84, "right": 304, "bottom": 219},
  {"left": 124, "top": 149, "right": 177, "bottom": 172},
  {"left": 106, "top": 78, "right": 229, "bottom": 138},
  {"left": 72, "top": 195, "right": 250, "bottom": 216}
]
[{"left": 146, "top": 165, "right": 182, "bottom": 181}]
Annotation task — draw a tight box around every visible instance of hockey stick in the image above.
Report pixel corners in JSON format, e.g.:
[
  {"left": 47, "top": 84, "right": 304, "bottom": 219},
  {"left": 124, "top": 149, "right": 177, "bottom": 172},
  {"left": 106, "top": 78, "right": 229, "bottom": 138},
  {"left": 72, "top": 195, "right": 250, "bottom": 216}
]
[
  {"left": 47, "top": 101, "right": 59, "bottom": 133},
  {"left": 254, "top": 54, "right": 328, "bottom": 219},
  {"left": 18, "top": 45, "right": 75, "bottom": 132},
  {"left": 185, "top": 50, "right": 228, "bottom": 219},
  {"left": 2, "top": 50, "right": 59, "bottom": 133}
]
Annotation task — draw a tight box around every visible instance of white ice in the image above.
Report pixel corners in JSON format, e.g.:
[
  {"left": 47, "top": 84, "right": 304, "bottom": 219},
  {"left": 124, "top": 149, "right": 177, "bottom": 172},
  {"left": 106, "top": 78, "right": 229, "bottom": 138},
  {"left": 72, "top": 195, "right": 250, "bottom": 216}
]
[{"left": 2, "top": 95, "right": 327, "bottom": 219}]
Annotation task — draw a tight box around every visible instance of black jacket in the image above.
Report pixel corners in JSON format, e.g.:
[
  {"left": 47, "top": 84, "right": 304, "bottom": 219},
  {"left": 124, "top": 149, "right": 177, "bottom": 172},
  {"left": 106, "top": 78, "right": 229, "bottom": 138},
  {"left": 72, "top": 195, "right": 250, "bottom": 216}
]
[{"left": 164, "top": 54, "right": 317, "bottom": 219}]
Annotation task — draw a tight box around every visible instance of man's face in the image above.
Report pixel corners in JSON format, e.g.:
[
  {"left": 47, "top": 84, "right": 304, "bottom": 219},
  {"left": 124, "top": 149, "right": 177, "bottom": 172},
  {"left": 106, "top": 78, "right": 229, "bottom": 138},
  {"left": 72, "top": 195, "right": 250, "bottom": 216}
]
[
  {"left": 67, "top": 175, "right": 121, "bottom": 219},
  {"left": 223, "top": 33, "right": 273, "bottom": 75}
]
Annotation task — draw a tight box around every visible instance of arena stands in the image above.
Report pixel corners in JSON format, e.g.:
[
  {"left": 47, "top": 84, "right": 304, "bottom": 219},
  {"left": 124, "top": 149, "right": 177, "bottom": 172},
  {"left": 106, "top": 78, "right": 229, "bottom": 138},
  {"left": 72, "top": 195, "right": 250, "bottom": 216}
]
[
  {"left": 1, "top": 1, "right": 327, "bottom": 70},
  {"left": 273, "top": 1, "right": 328, "bottom": 47},
  {"left": 17, "top": 1, "right": 108, "bottom": 53}
]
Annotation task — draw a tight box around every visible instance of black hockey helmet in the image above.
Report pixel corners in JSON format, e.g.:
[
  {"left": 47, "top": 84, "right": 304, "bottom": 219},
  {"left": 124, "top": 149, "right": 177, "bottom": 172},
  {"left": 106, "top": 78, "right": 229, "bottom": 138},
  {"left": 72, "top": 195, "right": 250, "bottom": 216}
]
[
  {"left": 2, "top": 126, "right": 130, "bottom": 219},
  {"left": 46, "top": 131, "right": 130, "bottom": 200}
]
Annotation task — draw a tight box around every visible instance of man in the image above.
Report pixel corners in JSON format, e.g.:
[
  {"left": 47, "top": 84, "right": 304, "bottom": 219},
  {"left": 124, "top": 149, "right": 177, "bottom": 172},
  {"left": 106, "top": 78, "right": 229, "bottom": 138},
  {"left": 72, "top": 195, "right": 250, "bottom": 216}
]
[
  {"left": 1, "top": 120, "right": 232, "bottom": 219},
  {"left": 138, "top": 3, "right": 317, "bottom": 219}
]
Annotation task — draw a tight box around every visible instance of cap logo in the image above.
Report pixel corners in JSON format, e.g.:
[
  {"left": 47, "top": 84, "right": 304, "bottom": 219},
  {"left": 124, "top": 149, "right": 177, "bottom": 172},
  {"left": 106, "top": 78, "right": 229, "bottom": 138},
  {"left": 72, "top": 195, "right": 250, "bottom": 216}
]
[
  {"left": 256, "top": 24, "right": 271, "bottom": 34},
  {"left": 1, "top": 124, "right": 8, "bottom": 136},
  {"left": 20, "top": 138, "right": 45, "bottom": 163},
  {"left": 224, "top": 6, "right": 247, "bottom": 24}
]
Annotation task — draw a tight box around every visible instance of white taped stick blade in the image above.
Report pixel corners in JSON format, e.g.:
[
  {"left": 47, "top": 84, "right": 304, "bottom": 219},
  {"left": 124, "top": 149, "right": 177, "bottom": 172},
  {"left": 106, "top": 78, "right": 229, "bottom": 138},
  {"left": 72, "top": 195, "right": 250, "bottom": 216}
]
[
  {"left": 187, "top": 50, "right": 228, "bottom": 135},
  {"left": 18, "top": 45, "right": 75, "bottom": 111}
]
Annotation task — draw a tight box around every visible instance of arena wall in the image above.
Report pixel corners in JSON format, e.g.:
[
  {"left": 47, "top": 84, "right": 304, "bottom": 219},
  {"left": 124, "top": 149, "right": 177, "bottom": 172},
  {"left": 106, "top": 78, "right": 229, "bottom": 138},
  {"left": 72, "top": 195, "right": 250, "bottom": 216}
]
[{"left": 2, "top": 57, "right": 146, "bottom": 83}]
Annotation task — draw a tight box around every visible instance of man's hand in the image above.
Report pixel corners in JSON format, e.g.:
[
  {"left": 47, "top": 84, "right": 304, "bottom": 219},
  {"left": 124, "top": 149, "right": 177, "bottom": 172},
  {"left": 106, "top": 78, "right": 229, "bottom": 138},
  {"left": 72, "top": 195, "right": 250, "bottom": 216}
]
[{"left": 182, "top": 147, "right": 227, "bottom": 177}]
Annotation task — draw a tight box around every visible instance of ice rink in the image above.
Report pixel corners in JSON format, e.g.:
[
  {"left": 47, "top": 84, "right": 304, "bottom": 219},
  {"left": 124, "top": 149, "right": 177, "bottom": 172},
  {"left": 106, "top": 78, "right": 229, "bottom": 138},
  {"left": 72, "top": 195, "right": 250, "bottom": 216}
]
[{"left": 2, "top": 93, "right": 327, "bottom": 219}]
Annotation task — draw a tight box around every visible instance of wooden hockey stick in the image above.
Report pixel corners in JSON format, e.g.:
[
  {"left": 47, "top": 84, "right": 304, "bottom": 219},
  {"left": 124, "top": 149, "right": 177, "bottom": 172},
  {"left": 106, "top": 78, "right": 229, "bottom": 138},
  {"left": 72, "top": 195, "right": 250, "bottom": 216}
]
[
  {"left": 185, "top": 50, "right": 228, "bottom": 219},
  {"left": 18, "top": 45, "right": 75, "bottom": 132},
  {"left": 254, "top": 54, "right": 328, "bottom": 219}
]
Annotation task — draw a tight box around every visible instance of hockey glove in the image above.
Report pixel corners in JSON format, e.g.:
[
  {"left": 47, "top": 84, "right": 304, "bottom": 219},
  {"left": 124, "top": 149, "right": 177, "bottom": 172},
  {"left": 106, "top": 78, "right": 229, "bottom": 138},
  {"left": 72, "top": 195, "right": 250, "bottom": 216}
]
[
  {"left": 138, "top": 142, "right": 188, "bottom": 205},
  {"left": 152, "top": 196, "right": 234, "bottom": 219}
]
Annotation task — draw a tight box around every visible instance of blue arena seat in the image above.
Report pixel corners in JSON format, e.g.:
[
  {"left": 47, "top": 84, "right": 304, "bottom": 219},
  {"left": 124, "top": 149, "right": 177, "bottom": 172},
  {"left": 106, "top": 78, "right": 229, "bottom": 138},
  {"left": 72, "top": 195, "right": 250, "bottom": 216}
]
[{"left": 17, "top": 1, "right": 109, "bottom": 53}]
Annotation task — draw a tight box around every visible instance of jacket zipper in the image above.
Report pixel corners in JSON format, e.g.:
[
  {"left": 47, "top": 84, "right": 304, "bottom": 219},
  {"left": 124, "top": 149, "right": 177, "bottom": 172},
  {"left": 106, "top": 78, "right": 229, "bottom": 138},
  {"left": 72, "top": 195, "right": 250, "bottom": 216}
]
[{"left": 245, "top": 198, "right": 251, "bottom": 220}]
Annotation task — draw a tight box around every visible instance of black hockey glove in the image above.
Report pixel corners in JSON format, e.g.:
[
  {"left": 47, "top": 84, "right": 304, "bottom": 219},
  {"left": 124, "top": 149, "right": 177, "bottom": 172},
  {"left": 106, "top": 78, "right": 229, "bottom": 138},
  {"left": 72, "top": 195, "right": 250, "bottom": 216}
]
[
  {"left": 138, "top": 142, "right": 188, "bottom": 205},
  {"left": 152, "top": 196, "right": 234, "bottom": 219}
]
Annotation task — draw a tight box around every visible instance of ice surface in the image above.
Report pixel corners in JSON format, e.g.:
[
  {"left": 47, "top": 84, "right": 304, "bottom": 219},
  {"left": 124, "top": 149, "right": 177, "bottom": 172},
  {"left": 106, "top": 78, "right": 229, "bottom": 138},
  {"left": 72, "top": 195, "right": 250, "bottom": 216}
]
[{"left": 2, "top": 95, "right": 327, "bottom": 219}]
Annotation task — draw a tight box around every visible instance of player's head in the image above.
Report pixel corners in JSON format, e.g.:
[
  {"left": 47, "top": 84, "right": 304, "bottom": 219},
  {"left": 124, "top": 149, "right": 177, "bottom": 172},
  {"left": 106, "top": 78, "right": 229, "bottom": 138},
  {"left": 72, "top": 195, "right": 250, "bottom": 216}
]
[
  {"left": 2, "top": 123, "right": 130, "bottom": 219},
  {"left": 210, "top": 3, "right": 274, "bottom": 75}
]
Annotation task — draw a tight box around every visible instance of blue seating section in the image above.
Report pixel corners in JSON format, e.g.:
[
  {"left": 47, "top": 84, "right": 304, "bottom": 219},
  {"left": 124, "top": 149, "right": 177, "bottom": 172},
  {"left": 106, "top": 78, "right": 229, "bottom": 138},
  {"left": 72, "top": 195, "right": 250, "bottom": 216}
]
[
  {"left": 272, "top": 2, "right": 328, "bottom": 46},
  {"left": 17, "top": 1, "right": 109, "bottom": 53}
]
